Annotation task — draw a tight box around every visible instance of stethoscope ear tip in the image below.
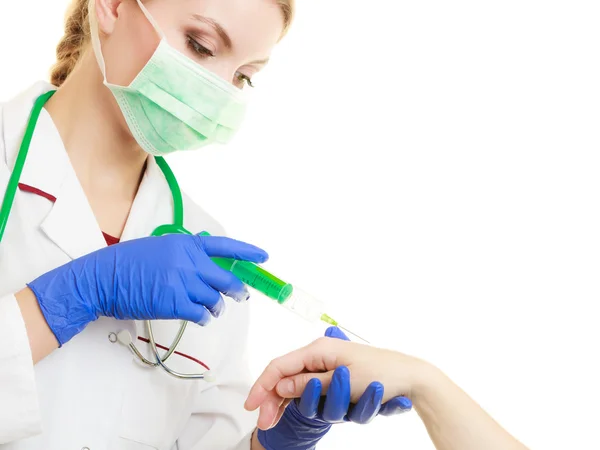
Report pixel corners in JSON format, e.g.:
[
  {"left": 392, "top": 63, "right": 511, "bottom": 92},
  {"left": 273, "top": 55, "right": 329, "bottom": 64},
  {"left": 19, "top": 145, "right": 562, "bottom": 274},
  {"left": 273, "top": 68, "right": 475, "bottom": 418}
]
[
  {"left": 117, "top": 330, "right": 133, "bottom": 346},
  {"left": 202, "top": 370, "right": 216, "bottom": 382}
]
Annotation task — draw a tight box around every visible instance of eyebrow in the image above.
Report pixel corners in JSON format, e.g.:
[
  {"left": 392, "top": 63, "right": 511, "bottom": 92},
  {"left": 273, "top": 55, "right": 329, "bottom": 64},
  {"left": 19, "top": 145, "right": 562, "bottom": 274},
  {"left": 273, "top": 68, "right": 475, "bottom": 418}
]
[
  {"left": 191, "top": 14, "right": 271, "bottom": 67},
  {"left": 191, "top": 14, "right": 232, "bottom": 50}
]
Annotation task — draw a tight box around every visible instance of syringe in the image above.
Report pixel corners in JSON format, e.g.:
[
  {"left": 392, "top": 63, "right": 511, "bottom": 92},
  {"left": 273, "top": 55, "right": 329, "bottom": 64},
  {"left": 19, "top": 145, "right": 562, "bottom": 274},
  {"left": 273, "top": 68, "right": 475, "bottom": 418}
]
[
  {"left": 212, "top": 257, "right": 367, "bottom": 342},
  {"left": 212, "top": 258, "right": 326, "bottom": 321},
  {"left": 194, "top": 232, "right": 366, "bottom": 341}
]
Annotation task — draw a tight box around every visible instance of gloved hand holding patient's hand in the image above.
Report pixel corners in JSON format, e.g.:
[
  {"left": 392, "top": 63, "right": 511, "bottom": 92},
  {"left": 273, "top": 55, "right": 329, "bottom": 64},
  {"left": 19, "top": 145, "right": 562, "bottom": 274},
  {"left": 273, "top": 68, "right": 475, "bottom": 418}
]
[
  {"left": 249, "top": 327, "right": 414, "bottom": 450},
  {"left": 246, "top": 327, "right": 432, "bottom": 432},
  {"left": 27, "top": 233, "right": 267, "bottom": 346}
]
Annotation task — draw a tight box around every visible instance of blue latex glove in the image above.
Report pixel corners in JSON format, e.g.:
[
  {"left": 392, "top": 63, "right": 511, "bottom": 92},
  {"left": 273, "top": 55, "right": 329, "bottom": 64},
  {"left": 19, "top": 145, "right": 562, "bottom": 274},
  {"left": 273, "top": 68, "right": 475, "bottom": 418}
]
[
  {"left": 257, "top": 327, "right": 412, "bottom": 450},
  {"left": 323, "top": 326, "right": 414, "bottom": 419},
  {"left": 28, "top": 233, "right": 267, "bottom": 346}
]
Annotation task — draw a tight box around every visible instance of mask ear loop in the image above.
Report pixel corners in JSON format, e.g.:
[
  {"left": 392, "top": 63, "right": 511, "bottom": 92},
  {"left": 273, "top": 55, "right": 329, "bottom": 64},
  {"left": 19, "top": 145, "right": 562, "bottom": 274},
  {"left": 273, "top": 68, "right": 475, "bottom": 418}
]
[
  {"left": 88, "top": 0, "right": 108, "bottom": 83},
  {"left": 88, "top": 0, "right": 166, "bottom": 85},
  {"left": 135, "top": 0, "right": 167, "bottom": 40}
]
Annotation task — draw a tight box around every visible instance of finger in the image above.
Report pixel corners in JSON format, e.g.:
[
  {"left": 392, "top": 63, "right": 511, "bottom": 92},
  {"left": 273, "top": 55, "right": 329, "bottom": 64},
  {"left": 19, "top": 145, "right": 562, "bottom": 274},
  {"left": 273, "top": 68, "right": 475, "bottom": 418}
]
[
  {"left": 256, "top": 394, "right": 281, "bottom": 430},
  {"left": 200, "top": 263, "right": 250, "bottom": 303},
  {"left": 258, "top": 396, "right": 291, "bottom": 430},
  {"left": 175, "top": 299, "right": 212, "bottom": 326},
  {"left": 196, "top": 235, "right": 269, "bottom": 263},
  {"left": 297, "top": 378, "right": 322, "bottom": 419},
  {"left": 276, "top": 371, "right": 334, "bottom": 399},
  {"left": 322, "top": 366, "right": 351, "bottom": 422},
  {"left": 246, "top": 340, "right": 340, "bottom": 410},
  {"left": 347, "top": 382, "right": 384, "bottom": 424},
  {"left": 185, "top": 277, "right": 226, "bottom": 318},
  {"left": 271, "top": 398, "right": 292, "bottom": 429},
  {"left": 379, "top": 396, "right": 413, "bottom": 416},
  {"left": 325, "top": 326, "right": 350, "bottom": 341}
]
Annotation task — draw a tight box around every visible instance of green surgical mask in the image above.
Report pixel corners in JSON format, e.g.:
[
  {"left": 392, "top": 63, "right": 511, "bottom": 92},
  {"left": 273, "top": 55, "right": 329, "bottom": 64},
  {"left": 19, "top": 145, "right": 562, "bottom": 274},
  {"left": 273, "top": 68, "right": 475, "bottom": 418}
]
[{"left": 89, "top": 0, "right": 247, "bottom": 156}]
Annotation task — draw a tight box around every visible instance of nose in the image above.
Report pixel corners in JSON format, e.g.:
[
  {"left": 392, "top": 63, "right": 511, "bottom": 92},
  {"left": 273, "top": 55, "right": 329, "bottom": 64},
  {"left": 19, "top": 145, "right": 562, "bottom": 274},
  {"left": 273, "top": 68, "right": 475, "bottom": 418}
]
[{"left": 198, "top": 59, "right": 238, "bottom": 86}]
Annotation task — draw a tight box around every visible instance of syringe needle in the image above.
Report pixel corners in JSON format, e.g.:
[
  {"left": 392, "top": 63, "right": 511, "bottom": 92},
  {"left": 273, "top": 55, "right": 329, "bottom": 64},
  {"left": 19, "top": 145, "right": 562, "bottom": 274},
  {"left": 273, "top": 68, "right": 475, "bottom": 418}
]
[
  {"left": 319, "top": 314, "right": 370, "bottom": 344},
  {"left": 338, "top": 325, "right": 370, "bottom": 344}
]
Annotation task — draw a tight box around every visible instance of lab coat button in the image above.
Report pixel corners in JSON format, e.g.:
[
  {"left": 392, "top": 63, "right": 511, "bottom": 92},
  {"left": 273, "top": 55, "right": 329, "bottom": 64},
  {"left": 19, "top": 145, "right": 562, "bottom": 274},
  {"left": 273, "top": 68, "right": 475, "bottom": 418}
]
[{"left": 81, "top": 447, "right": 90, "bottom": 450}]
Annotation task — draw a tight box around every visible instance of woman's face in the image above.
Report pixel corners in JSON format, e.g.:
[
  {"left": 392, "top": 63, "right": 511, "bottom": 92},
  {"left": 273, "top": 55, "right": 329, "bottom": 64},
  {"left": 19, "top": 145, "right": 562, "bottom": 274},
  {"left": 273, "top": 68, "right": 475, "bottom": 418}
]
[{"left": 97, "top": 0, "right": 284, "bottom": 89}]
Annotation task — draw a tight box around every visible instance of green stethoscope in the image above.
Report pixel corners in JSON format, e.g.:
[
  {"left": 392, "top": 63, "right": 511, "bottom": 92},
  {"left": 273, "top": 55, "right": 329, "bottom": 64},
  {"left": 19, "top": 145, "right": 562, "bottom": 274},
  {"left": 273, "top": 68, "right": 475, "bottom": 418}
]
[{"left": 0, "top": 90, "right": 213, "bottom": 381}]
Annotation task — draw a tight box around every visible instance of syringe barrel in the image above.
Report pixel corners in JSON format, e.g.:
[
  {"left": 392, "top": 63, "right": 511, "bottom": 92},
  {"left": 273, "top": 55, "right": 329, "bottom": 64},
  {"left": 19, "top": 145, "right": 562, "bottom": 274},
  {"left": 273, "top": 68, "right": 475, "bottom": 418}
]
[
  {"left": 202, "top": 233, "right": 325, "bottom": 324},
  {"left": 212, "top": 258, "right": 294, "bottom": 303},
  {"left": 211, "top": 258, "right": 325, "bottom": 324},
  {"left": 278, "top": 288, "right": 326, "bottom": 324}
]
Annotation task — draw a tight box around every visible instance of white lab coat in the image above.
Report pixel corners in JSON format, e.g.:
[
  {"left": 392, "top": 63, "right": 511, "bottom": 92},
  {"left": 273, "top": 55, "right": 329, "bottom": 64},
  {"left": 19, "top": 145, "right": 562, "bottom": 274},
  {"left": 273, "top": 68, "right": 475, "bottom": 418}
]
[{"left": 0, "top": 82, "right": 258, "bottom": 450}]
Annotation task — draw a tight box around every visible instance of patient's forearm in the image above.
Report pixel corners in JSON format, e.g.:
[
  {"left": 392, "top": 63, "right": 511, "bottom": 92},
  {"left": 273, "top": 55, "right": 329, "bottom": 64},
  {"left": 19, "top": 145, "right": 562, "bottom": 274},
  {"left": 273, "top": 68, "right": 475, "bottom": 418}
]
[{"left": 414, "top": 367, "right": 528, "bottom": 450}]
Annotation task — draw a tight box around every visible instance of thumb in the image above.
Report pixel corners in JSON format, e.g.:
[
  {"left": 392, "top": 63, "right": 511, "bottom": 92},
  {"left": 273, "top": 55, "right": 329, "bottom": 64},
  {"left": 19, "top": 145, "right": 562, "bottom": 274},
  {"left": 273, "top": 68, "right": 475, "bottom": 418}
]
[{"left": 276, "top": 371, "right": 335, "bottom": 399}]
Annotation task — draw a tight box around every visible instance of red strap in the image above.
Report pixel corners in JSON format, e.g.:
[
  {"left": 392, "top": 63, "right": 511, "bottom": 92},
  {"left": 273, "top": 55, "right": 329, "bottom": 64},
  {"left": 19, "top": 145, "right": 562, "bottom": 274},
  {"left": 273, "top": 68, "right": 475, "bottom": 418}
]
[
  {"left": 137, "top": 336, "right": 210, "bottom": 370},
  {"left": 18, "top": 183, "right": 57, "bottom": 203}
]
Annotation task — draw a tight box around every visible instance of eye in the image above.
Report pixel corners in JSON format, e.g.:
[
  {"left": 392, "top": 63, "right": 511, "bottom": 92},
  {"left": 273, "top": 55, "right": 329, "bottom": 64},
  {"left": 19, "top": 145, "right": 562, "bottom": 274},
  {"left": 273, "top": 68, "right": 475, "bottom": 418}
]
[
  {"left": 186, "top": 35, "right": 215, "bottom": 58},
  {"left": 236, "top": 72, "right": 254, "bottom": 88}
]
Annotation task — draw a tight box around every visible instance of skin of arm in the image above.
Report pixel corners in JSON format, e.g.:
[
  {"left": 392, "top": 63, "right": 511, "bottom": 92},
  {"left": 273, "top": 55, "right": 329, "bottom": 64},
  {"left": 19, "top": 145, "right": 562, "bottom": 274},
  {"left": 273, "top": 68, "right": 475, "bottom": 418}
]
[
  {"left": 413, "top": 364, "right": 527, "bottom": 450},
  {"left": 15, "top": 287, "right": 59, "bottom": 364},
  {"left": 245, "top": 338, "right": 528, "bottom": 450}
]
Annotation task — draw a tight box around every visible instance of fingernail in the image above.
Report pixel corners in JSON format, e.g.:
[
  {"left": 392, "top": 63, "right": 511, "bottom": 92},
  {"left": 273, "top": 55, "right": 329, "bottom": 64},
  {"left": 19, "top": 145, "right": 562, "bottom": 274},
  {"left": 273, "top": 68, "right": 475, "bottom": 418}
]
[
  {"left": 214, "top": 302, "right": 224, "bottom": 318},
  {"left": 279, "top": 379, "right": 294, "bottom": 395},
  {"left": 233, "top": 288, "right": 250, "bottom": 303}
]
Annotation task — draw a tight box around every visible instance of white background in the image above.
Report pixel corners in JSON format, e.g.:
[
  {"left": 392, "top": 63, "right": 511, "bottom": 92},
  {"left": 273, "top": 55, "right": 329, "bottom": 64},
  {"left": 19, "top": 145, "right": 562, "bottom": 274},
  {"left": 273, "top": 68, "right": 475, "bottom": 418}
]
[{"left": 2, "top": 1, "right": 600, "bottom": 449}]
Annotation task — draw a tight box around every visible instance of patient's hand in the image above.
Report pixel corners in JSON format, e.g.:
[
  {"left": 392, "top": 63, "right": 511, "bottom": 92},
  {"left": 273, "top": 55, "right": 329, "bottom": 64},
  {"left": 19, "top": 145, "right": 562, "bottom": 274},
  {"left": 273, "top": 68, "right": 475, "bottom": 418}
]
[{"left": 245, "top": 326, "right": 434, "bottom": 430}]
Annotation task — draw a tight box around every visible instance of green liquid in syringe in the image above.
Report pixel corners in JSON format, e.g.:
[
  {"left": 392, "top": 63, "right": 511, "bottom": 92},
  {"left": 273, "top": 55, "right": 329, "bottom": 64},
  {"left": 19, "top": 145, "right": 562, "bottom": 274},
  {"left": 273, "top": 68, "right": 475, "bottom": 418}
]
[
  {"left": 212, "top": 258, "right": 294, "bottom": 304},
  {"left": 211, "top": 250, "right": 368, "bottom": 342}
]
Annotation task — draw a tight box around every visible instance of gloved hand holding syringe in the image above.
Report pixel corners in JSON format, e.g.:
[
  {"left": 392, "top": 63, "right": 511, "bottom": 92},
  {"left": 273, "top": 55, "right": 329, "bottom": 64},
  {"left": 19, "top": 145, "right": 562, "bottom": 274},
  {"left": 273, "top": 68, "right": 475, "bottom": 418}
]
[{"left": 201, "top": 232, "right": 368, "bottom": 343}]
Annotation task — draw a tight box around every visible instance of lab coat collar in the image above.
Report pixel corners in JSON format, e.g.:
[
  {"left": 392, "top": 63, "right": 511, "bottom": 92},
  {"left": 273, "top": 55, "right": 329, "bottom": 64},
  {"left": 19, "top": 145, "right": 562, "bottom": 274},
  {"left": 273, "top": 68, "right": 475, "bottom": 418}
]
[
  {"left": 2, "top": 82, "right": 107, "bottom": 258},
  {"left": 1, "top": 82, "right": 173, "bottom": 260},
  {"left": 2, "top": 82, "right": 66, "bottom": 198}
]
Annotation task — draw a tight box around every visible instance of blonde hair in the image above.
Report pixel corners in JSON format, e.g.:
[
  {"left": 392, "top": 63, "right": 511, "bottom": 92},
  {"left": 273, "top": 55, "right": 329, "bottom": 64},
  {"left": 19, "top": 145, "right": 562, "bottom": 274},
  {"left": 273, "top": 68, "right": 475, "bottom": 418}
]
[{"left": 49, "top": 0, "right": 296, "bottom": 87}]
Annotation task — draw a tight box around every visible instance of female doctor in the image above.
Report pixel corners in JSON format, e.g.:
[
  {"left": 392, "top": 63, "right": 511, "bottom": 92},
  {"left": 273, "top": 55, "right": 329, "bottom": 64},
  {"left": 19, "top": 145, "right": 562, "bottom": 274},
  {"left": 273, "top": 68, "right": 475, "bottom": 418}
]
[{"left": 0, "top": 0, "right": 410, "bottom": 449}]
